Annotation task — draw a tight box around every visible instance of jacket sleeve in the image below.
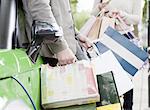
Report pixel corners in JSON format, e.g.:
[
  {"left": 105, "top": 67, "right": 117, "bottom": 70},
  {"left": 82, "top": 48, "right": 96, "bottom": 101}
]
[
  {"left": 28, "top": 0, "right": 68, "bottom": 54},
  {"left": 28, "top": 0, "right": 56, "bottom": 24},
  {"left": 120, "top": 0, "right": 142, "bottom": 25},
  {"left": 91, "top": 0, "right": 101, "bottom": 16}
]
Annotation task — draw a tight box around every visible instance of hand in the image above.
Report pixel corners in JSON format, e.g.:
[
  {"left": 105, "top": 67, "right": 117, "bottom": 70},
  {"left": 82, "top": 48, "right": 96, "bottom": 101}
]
[
  {"left": 98, "top": 0, "right": 110, "bottom": 10},
  {"left": 107, "top": 9, "right": 119, "bottom": 18},
  {"left": 56, "top": 48, "right": 77, "bottom": 66},
  {"left": 118, "top": 10, "right": 128, "bottom": 20},
  {"left": 78, "top": 35, "right": 92, "bottom": 50},
  {"left": 108, "top": 10, "right": 127, "bottom": 21}
]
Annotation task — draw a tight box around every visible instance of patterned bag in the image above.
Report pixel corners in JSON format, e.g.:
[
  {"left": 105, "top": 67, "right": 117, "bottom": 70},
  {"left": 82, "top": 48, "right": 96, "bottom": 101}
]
[{"left": 41, "top": 60, "right": 99, "bottom": 109}]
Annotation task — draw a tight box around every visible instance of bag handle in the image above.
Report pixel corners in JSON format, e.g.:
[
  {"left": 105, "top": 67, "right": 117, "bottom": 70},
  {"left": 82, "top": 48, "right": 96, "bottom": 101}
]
[
  {"left": 96, "top": 0, "right": 111, "bottom": 17},
  {"left": 86, "top": 44, "right": 102, "bottom": 59},
  {"left": 96, "top": 9, "right": 105, "bottom": 17},
  {"left": 115, "top": 15, "right": 135, "bottom": 39}
]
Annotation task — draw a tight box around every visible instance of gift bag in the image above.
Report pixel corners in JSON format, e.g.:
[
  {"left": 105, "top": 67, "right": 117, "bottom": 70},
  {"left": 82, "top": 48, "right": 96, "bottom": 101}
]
[
  {"left": 80, "top": 16, "right": 97, "bottom": 36},
  {"left": 87, "top": 17, "right": 102, "bottom": 41},
  {"left": 80, "top": 13, "right": 115, "bottom": 42},
  {"left": 41, "top": 60, "right": 99, "bottom": 109},
  {"left": 94, "top": 27, "right": 148, "bottom": 76},
  {"left": 86, "top": 16, "right": 115, "bottom": 41},
  {"left": 96, "top": 71, "right": 122, "bottom": 110},
  {"left": 79, "top": 15, "right": 102, "bottom": 41},
  {"left": 91, "top": 50, "right": 133, "bottom": 96},
  {"left": 98, "top": 16, "right": 115, "bottom": 39}
]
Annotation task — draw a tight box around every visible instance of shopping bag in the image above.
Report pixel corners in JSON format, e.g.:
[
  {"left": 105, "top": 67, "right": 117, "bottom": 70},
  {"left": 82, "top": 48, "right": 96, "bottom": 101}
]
[
  {"left": 94, "top": 26, "right": 148, "bottom": 76},
  {"left": 41, "top": 60, "right": 99, "bottom": 109},
  {"left": 80, "top": 16, "right": 97, "bottom": 36},
  {"left": 87, "top": 17, "right": 101, "bottom": 41},
  {"left": 91, "top": 50, "right": 133, "bottom": 96},
  {"left": 115, "top": 16, "right": 143, "bottom": 47},
  {"left": 80, "top": 13, "right": 115, "bottom": 42},
  {"left": 86, "top": 16, "right": 115, "bottom": 41},
  {"left": 98, "top": 16, "right": 115, "bottom": 39},
  {"left": 96, "top": 71, "right": 122, "bottom": 110}
]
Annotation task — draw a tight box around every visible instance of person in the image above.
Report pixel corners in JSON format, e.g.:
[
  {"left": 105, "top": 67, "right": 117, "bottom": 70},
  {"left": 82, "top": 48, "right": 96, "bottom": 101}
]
[
  {"left": 20, "top": 0, "right": 91, "bottom": 66},
  {"left": 91, "top": 0, "right": 143, "bottom": 110}
]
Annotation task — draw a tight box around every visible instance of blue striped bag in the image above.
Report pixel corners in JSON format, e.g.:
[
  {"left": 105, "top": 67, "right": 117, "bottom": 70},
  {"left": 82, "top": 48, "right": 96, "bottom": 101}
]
[{"left": 94, "top": 27, "right": 148, "bottom": 76}]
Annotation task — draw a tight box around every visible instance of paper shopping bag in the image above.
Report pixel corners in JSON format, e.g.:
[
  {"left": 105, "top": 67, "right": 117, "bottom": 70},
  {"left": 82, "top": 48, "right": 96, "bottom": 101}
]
[
  {"left": 91, "top": 50, "right": 133, "bottom": 96},
  {"left": 98, "top": 16, "right": 115, "bottom": 39},
  {"left": 94, "top": 27, "right": 148, "bottom": 76},
  {"left": 80, "top": 16, "right": 115, "bottom": 42},
  {"left": 80, "top": 16, "right": 97, "bottom": 36},
  {"left": 41, "top": 60, "right": 99, "bottom": 109},
  {"left": 87, "top": 17, "right": 102, "bottom": 41},
  {"left": 96, "top": 71, "right": 122, "bottom": 110}
]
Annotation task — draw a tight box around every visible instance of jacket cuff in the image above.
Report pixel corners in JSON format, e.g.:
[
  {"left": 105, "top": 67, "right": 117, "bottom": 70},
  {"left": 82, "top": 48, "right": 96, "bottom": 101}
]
[{"left": 48, "top": 38, "right": 69, "bottom": 54}]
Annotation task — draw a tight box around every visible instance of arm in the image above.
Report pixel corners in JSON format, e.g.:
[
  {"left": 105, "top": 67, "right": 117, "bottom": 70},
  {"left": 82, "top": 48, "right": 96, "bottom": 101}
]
[
  {"left": 28, "top": 0, "right": 68, "bottom": 54},
  {"left": 75, "top": 27, "right": 92, "bottom": 50},
  {"left": 119, "top": 0, "right": 142, "bottom": 25},
  {"left": 91, "top": 0, "right": 102, "bottom": 16},
  {"left": 28, "top": 0, "right": 76, "bottom": 65},
  {"left": 91, "top": 0, "right": 110, "bottom": 16},
  {"left": 28, "top": 0, "right": 56, "bottom": 24}
]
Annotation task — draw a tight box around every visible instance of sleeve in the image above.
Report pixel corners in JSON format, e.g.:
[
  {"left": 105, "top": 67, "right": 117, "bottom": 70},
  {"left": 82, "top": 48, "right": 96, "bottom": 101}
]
[
  {"left": 74, "top": 27, "right": 85, "bottom": 40},
  {"left": 28, "top": 0, "right": 56, "bottom": 24},
  {"left": 121, "top": 0, "right": 142, "bottom": 25},
  {"left": 91, "top": 0, "right": 101, "bottom": 16},
  {"left": 28, "top": 0, "right": 69, "bottom": 54},
  {"left": 74, "top": 27, "right": 80, "bottom": 37}
]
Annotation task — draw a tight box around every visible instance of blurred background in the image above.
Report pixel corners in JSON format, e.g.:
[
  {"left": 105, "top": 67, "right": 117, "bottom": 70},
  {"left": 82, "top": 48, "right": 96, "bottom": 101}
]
[{"left": 70, "top": 0, "right": 148, "bottom": 47}]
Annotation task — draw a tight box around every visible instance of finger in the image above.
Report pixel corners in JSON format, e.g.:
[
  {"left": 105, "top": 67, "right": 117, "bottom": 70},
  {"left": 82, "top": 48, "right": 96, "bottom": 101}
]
[
  {"left": 85, "top": 39, "right": 92, "bottom": 47},
  {"left": 58, "top": 60, "right": 67, "bottom": 66},
  {"left": 70, "top": 57, "right": 77, "bottom": 64},
  {"left": 81, "top": 43, "right": 88, "bottom": 50},
  {"left": 67, "top": 59, "right": 74, "bottom": 64},
  {"left": 73, "top": 57, "right": 77, "bottom": 62}
]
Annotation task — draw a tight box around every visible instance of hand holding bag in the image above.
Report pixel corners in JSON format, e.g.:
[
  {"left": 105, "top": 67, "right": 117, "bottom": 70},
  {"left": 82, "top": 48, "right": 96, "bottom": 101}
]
[
  {"left": 80, "top": 11, "right": 104, "bottom": 41},
  {"left": 80, "top": 10, "right": 115, "bottom": 42}
]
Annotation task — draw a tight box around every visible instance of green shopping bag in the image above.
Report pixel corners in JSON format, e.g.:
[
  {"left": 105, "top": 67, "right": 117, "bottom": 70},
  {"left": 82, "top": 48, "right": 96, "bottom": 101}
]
[{"left": 96, "top": 71, "right": 122, "bottom": 110}]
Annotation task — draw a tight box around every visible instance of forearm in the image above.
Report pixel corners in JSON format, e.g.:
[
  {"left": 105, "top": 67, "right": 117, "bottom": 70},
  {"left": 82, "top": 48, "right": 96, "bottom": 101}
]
[
  {"left": 123, "top": 13, "right": 141, "bottom": 25},
  {"left": 28, "top": 0, "right": 69, "bottom": 54},
  {"left": 124, "top": 0, "right": 142, "bottom": 25},
  {"left": 91, "top": 0, "right": 101, "bottom": 16}
]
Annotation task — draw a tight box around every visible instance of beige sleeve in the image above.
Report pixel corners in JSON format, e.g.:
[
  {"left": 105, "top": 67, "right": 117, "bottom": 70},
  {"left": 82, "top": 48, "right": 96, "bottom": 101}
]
[
  {"left": 91, "top": 0, "right": 101, "bottom": 16},
  {"left": 123, "top": 0, "right": 142, "bottom": 25},
  {"left": 47, "top": 38, "right": 69, "bottom": 54},
  {"left": 28, "top": 0, "right": 68, "bottom": 54},
  {"left": 28, "top": 0, "right": 56, "bottom": 24}
]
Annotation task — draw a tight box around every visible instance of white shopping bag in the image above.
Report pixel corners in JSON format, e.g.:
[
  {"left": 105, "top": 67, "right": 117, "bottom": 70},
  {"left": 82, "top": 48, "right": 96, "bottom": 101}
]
[
  {"left": 41, "top": 60, "right": 99, "bottom": 109},
  {"left": 91, "top": 50, "right": 133, "bottom": 96}
]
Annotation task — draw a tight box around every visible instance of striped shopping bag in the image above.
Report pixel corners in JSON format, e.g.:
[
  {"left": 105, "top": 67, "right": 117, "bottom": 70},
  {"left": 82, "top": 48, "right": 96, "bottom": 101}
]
[{"left": 94, "top": 27, "right": 148, "bottom": 76}]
